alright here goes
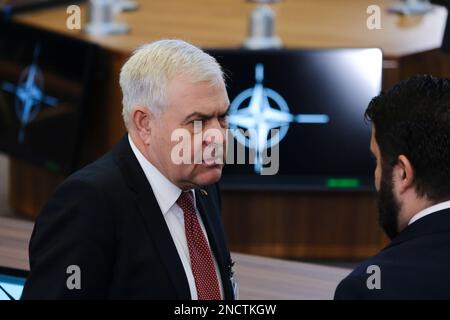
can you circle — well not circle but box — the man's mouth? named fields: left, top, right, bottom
left=202, top=158, right=223, bottom=166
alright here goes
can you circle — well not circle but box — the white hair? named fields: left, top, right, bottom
left=119, top=39, right=224, bottom=129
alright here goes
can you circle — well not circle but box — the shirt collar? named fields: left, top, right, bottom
left=128, top=134, right=189, bottom=215
left=408, top=200, right=450, bottom=226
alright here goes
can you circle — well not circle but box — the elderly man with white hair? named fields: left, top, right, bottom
left=22, top=40, right=235, bottom=300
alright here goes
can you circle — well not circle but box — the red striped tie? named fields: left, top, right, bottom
left=177, top=191, right=221, bottom=300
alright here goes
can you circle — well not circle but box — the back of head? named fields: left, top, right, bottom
left=365, top=75, right=450, bottom=201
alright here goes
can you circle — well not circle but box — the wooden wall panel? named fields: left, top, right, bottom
left=221, top=191, right=388, bottom=259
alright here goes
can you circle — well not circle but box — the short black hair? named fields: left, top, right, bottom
left=365, top=74, right=450, bottom=201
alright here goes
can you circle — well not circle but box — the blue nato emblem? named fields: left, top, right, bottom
left=227, top=63, right=330, bottom=174
left=1, top=44, right=59, bottom=143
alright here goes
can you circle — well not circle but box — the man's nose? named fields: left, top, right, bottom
left=203, top=122, right=225, bottom=146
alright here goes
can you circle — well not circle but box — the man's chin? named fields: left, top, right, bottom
left=194, top=164, right=223, bottom=186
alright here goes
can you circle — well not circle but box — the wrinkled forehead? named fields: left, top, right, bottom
left=167, top=76, right=228, bottom=110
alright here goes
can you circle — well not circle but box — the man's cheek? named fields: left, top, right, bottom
left=375, top=166, right=381, bottom=191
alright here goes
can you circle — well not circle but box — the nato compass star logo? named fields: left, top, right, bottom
left=227, top=63, right=330, bottom=174
left=1, top=45, right=59, bottom=143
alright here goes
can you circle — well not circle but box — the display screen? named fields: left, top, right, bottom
left=0, top=21, right=97, bottom=173
left=206, top=48, right=382, bottom=190
left=0, top=267, right=27, bottom=300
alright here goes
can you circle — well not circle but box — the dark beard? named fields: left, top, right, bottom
left=377, top=166, right=401, bottom=240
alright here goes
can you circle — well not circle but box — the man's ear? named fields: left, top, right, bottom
left=132, top=106, right=154, bottom=144
left=394, top=155, right=415, bottom=194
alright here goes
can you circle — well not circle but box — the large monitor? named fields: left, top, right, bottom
left=0, top=267, right=27, bottom=300
left=207, top=48, right=382, bottom=191
left=0, top=21, right=97, bottom=173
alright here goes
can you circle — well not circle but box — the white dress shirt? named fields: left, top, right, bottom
left=128, top=135, right=224, bottom=300
left=408, top=200, right=450, bottom=226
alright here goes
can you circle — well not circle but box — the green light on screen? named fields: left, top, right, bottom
left=327, top=178, right=360, bottom=188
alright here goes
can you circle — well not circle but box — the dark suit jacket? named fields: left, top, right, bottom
left=334, top=208, right=450, bottom=299
left=21, top=135, right=235, bottom=299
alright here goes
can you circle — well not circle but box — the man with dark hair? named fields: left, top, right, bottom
left=334, top=75, right=450, bottom=299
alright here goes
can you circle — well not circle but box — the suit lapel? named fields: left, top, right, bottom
left=135, top=193, right=191, bottom=299
left=112, top=135, right=191, bottom=299
left=195, top=188, right=234, bottom=300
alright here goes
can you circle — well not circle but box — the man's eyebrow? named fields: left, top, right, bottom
left=184, top=105, right=231, bottom=122
left=184, top=112, right=213, bottom=122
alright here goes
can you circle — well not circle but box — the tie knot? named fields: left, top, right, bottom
left=177, top=191, right=196, bottom=212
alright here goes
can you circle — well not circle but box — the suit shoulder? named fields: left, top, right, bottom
left=65, top=152, right=122, bottom=190
left=49, top=151, right=130, bottom=206
left=334, top=255, right=385, bottom=300
left=38, top=152, right=124, bottom=220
